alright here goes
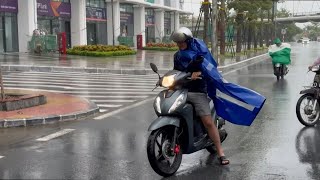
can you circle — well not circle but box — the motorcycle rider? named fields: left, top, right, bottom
left=308, top=57, right=320, bottom=70
left=171, top=27, right=229, bottom=165
left=268, top=38, right=291, bottom=74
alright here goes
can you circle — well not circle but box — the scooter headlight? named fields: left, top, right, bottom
left=155, top=96, right=161, bottom=113
left=161, top=74, right=176, bottom=88
left=168, top=94, right=185, bottom=113
left=312, top=66, right=320, bottom=72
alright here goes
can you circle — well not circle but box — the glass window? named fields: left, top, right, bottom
left=86, top=0, right=105, bottom=8
left=120, top=4, right=133, bottom=13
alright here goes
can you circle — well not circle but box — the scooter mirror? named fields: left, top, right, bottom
left=150, top=63, right=158, bottom=73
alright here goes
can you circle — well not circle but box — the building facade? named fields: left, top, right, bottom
left=2, top=0, right=191, bottom=53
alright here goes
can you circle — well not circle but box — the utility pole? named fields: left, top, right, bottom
left=211, top=0, right=218, bottom=60
left=219, top=0, right=225, bottom=55
left=111, top=0, right=115, bottom=46
left=203, top=0, right=210, bottom=45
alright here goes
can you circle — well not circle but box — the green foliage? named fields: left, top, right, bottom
left=67, top=49, right=136, bottom=57
left=275, top=8, right=303, bottom=41
left=303, top=22, right=320, bottom=41
left=71, top=45, right=132, bottom=52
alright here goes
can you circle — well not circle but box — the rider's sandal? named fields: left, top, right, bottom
left=218, top=156, right=230, bottom=165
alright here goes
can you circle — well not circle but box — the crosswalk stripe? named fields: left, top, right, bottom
left=5, top=74, right=159, bottom=81
left=3, top=77, right=155, bottom=86
left=96, top=104, right=123, bottom=108
left=12, top=71, right=158, bottom=78
left=4, top=87, right=161, bottom=94
left=36, top=129, right=75, bottom=141
left=3, top=84, right=159, bottom=91
left=4, top=70, right=163, bottom=117
left=92, top=99, right=136, bottom=103
left=3, top=80, right=155, bottom=88
left=80, top=95, right=148, bottom=98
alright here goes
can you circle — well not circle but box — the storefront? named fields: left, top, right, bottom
left=0, top=0, right=19, bottom=52
left=37, top=0, right=71, bottom=47
left=120, top=4, right=134, bottom=37
left=145, top=8, right=155, bottom=43
left=86, top=0, right=107, bottom=45
left=164, top=12, right=171, bottom=36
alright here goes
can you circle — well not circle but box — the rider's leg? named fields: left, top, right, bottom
left=187, top=92, right=229, bottom=165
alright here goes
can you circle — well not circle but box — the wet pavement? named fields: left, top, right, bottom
left=0, top=50, right=267, bottom=70
left=0, top=42, right=320, bottom=179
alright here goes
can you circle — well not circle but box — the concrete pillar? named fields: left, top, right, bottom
left=155, top=9, right=164, bottom=43
left=106, top=1, right=120, bottom=45
left=18, top=0, right=37, bottom=52
left=70, top=0, right=87, bottom=46
left=133, top=5, right=146, bottom=48
left=171, top=12, right=180, bottom=31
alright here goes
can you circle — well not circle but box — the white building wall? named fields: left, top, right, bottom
left=18, top=0, right=37, bottom=52
left=155, top=9, right=164, bottom=42
left=70, top=0, right=87, bottom=46
left=106, top=1, right=120, bottom=45
left=133, top=5, right=146, bottom=48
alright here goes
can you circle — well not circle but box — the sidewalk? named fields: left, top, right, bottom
left=0, top=50, right=269, bottom=75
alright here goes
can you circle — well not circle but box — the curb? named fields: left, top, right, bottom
left=0, top=97, right=100, bottom=128
left=1, top=54, right=270, bottom=75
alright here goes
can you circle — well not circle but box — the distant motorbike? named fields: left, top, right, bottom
left=296, top=65, right=320, bottom=126
left=146, top=62, right=227, bottom=177
left=273, top=63, right=288, bottom=81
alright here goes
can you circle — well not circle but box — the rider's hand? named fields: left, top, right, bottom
left=191, top=72, right=202, bottom=80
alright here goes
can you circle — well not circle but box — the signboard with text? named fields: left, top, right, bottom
left=86, top=7, right=107, bottom=22
left=120, top=12, right=134, bottom=24
left=37, top=0, right=71, bottom=18
left=0, top=0, right=18, bottom=13
left=145, top=15, right=154, bottom=26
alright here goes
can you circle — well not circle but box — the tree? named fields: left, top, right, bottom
left=303, top=22, right=320, bottom=41
left=179, top=15, right=192, bottom=25
left=275, top=8, right=303, bottom=42
left=228, top=0, right=273, bottom=52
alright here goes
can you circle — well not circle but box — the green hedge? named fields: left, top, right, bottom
left=67, top=49, right=136, bottom=57
left=143, top=47, right=178, bottom=51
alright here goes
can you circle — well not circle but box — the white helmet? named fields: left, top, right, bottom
left=170, top=27, right=193, bottom=43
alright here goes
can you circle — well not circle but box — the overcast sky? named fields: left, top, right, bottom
left=183, top=0, right=320, bottom=28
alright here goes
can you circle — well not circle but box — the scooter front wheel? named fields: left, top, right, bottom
left=296, top=94, right=320, bottom=126
left=147, top=126, right=182, bottom=177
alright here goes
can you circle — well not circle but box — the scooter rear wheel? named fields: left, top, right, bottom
left=147, top=126, right=182, bottom=177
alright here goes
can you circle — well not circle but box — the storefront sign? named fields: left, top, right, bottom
left=86, top=7, right=106, bottom=22
left=0, top=0, right=18, bottom=13
left=120, top=12, right=134, bottom=24
left=37, top=0, right=71, bottom=18
left=145, top=15, right=154, bottom=26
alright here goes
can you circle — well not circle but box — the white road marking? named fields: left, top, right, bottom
left=99, top=109, right=108, bottom=113
left=36, top=129, right=75, bottom=142
left=80, top=95, right=148, bottom=99
left=3, top=87, right=160, bottom=94
left=94, top=97, right=154, bottom=120
left=96, top=104, right=123, bottom=108
left=92, top=99, right=136, bottom=103
left=0, top=156, right=4, bottom=159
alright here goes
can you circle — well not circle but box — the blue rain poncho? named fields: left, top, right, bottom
left=176, top=38, right=266, bottom=126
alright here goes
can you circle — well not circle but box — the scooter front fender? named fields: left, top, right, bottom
left=300, top=88, right=317, bottom=95
left=148, top=116, right=180, bottom=131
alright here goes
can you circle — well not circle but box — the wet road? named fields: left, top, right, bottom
left=0, top=42, right=320, bottom=179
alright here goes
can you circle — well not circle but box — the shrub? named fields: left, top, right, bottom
left=67, top=44, right=136, bottom=57
left=145, top=42, right=177, bottom=48
left=67, top=49, right=136, bottom=57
